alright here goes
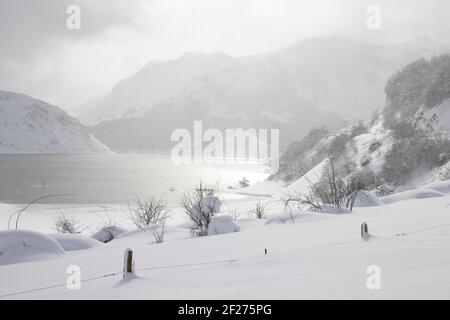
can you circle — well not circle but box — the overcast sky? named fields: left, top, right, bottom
left=1, top=0, right=449, bottom=112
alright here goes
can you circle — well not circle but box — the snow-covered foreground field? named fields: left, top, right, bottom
left=1, top=184, right=450, bottom=300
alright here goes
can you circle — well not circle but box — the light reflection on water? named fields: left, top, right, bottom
left=0, top=154, right=268, bottom=204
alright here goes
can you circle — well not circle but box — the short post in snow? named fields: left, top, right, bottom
left=123, top=248, right=134, bottom=278
left=361, top=222, right=369, bottom=241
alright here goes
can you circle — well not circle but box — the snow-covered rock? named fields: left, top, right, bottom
left=207, top=216, right=240, bottom=236
left=353, top=191, right=382, bottom=207
left=0, top=230, right=65, bottom=265
left=50, top=233, right=101, bottom=251
left=0, top=91, right=110, bottom=153
left=92, top=226, right=127, bottom=243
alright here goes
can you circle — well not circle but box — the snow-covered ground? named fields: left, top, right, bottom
left=1, top=180, right=450, bottom=299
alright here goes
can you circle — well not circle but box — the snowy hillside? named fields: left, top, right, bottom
left=81, top=36, right=449, bottom=150
left=275, top=54, right=450, bottom=195
left=0, top=91, right=110, bottom=153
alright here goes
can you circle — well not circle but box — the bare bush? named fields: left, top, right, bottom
left=249, top=200, right=268, bottom=219
left=149, top=221, right=166, bottom=244
left=127, top=196, right=170, bottom=230
left=282, top=194, right=304, bottom=214
left=284, top=157, right=369, bottom=212
left=180, top=182, right=221, bottom=236
left=54, top=214, right=83, bottom=234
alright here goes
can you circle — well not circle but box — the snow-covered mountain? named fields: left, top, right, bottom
left=81, top=35, right=449, bottom=123
left=275, top=53, right=450, bottom=193
left=0, top=91, right=110, bottom=153
left=80, top=35, right=449, bottom=150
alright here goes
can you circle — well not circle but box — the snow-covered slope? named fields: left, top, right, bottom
left=275, top=53, right=450, bottom=195
left=275, top=112, right=450, bottom=196
left=0, top=91, right=110, bottom=153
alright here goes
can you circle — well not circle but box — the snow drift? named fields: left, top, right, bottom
left=50, top=233, right=101, bottom=251
left=207, top=216, right=240, bottom=236
left=381, top=188, right=446, bottom=205
left=353, top=191, right=382, bottom=207
left=0, top=230, right=65, bottom=265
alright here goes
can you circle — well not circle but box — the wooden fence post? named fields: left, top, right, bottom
left=123, top=248, right=134, bottom=278
left=361, top=222, right=369, bottom=240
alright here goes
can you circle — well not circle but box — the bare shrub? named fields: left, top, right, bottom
left=54, top=214, right=83, bottom=234
left=149, top=222, right=166, bottom=244
left=180, top=182, right=221, bottom=236
left=249, top=200, right=268, bottom=219
left=282, top=194, right=304, bottom=214
left=127, top=196, right=170, bottom=230
left=284, top=157, right=368, bottom=212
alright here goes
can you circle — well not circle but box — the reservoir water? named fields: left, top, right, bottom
left=0, top=154, right=268, bottom=204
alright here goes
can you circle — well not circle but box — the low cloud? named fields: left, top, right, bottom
left=0, top=0, right=449, bottom=110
